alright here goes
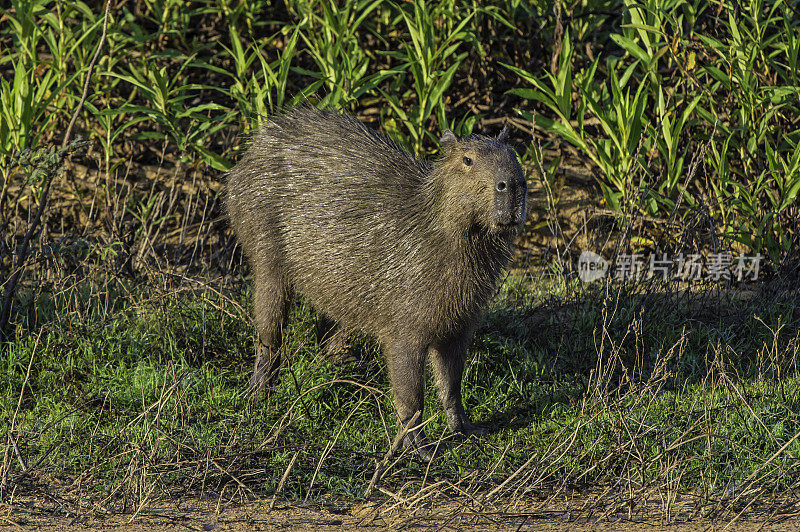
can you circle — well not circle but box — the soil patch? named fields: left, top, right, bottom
left=3, top=496, right=799, bottom=531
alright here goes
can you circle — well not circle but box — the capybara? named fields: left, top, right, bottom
left=226, top=107, right=527, bottom=456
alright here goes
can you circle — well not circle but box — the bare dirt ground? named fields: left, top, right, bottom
left=3, top=496, right=799, bottom=531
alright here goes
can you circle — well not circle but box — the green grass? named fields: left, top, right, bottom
left=1, top=0, right=798, bottom=267
left=1, top=0, right=799, bottom=522
left=3, top=274, right=799, bottom=514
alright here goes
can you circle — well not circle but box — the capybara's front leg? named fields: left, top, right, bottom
left=430, top=332, right=488, bottom=435
left=386, top=339, right=434, bottom=460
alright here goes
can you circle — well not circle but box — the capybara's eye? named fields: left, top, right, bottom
left=463, top=156, right=473, bottom=167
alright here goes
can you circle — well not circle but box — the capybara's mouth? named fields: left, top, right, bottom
left=494, top=204, right=527, bottom=230
left=494, top=219, right=523, bottom=232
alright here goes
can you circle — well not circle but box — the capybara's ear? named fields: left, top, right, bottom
left=496, top=126, right=509, bottom=143
left=440, top=130, right=459, bottom=149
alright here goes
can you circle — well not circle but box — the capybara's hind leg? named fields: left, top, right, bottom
left=250, top=265, right=290, bottom=393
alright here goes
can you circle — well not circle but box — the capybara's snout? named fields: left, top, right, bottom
left=493, top=165, right=527, bottom=228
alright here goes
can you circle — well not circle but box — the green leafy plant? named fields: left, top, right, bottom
left=217, top=25, right=321, bottom=133
left=506, top=28, right=649, bottom=212
left=293, top=0, right=386, bottom=110
left=107, top=55, right=234, bottom=170
left=697, top=0, right=800, bottom=259
left=380, top=0, right=478, bottom=153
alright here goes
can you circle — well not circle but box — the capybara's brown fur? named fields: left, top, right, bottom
left=226, top=107, right=527, bottom=456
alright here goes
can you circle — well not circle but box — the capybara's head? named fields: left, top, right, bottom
left=437, top=128, right=527, bottom=233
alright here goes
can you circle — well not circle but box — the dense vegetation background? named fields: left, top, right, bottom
left=1, top=0, right=799, bottom=525
left=2, top=0, right=799, bottom=275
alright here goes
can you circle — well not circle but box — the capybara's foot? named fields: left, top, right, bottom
left=402, top=429, right=437, bottom=462
left=446, top=408, right=489, bottom=436
left=249, top=344, right=282, bottom=394
left=457, top=419, right=490, bottom=436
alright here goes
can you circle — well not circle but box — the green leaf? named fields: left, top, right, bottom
left=610, top=34, right=650, bottom=63
left=195, top=146, right=232, bottom=171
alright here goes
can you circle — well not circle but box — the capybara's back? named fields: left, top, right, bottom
left=228, top=107, right=436, bottom=336
left=226, top=106, right=527, bottom=457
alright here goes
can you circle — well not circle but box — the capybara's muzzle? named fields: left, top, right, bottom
left=494, top=173, right=527, bottom=227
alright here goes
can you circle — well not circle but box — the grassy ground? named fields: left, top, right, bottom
left=2, top=0, right=800, bottom=526
left=2, top=268, right=799, bottom=523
